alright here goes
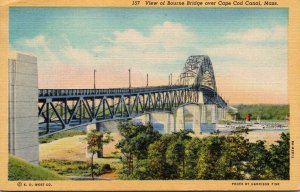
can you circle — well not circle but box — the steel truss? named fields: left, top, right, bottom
left=38, top=86, right=200, bottom=134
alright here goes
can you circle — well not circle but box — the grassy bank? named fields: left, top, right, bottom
left=9, top=155, right=66, bottom=180
left=39, top=130, right=86, bottom=144
left=40, top=159, right=112, bottom=177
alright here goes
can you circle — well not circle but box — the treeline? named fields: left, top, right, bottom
left=234, top=104, right=289, bottom=121
left=116, top=123, right=289, bottom=180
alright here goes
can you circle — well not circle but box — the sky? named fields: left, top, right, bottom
left=9, top=8, right=288, bottom=104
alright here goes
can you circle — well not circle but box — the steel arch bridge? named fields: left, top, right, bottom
left=38, top=55, right=227, bottom=136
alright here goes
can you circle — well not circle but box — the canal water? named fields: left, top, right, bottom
left=151, top=122, right=288, bottom=134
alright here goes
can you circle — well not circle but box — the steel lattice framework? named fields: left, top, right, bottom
left=179, top=55, right=217, bottom=90
left=38, top=55, right=227, bottom=136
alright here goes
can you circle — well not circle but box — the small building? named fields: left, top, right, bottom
left=245, top=113, right=252, bottom=122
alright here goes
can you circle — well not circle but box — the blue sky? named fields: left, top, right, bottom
left=9, top=8, right=288, bottom=104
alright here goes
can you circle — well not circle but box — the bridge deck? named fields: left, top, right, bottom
left=38, top=85, right=190, bottom=99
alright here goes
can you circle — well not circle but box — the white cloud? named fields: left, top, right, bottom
left=225, top=25, right=287, bottom=43
left=203, top=26, right=287, bottom=104
left=62, top=46, right=95, bottom=66
left=24, top=35, right=47, bottom=47
left=91, top=21, right=198, bottom=78
left=17, top=22, right=196, bottom=88
left=93, top=45, right=105, bottom=53
left=113, top=21, right=196, bottom=50
left=17, top=23, right=287, bottom=104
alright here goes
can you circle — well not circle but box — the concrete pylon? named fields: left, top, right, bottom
left=132, top=114, right=150, bottom=125
left=210, top=104, right=218, bottom=124
left=201, top=105, right=207, bottom=124
left=175, top=107, right=185, bottom=132
left=8, top=52, right=39, bottom=165
left=149, top=112, right=174, bottom=134
left=218, top=107, right=224, bottom=121
left=183, top=105, right=201, bottom=134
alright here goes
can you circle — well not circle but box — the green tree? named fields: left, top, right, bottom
left=116, top=122, right=160, bottom=175
left=197, top=135, right=226, bottom=179
left=269, top=132, right=290, bottom=179
left=86, top=130, right=113, bottom=179
left=185, top=138, right=202, bottom=179
left=147, top=134, right=177, bottom=179
left=247, top=140, right=273, bottom=179
left=165, top=130, right=194, bottom=179
left=217, top=134, right=250, bottom=179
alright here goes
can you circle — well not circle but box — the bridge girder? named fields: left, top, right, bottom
left=38, top=86, right=199, bottom=136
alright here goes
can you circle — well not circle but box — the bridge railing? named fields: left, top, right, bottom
left=38, top=85, right=190, bottom=97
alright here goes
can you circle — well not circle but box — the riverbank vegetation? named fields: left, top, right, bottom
left=116, top=123, right=289, bottom=180
left=40, top=159, right=112, bottom=177
left=234, top=104, right=288, bottom=121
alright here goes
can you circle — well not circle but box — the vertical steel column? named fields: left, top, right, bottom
left=60, top=102, right=63, bottom=117
left=64, top=99, right=67, bottom=125
left=83, top=100, right=86, bottom=119
left=121, top=98, right=123, bottom=117
left=128, top=95, right=131, bottom=117
left=46, top=102, right=50, bottom=133
left=79, top=99, right=82, bottom=124
left=103, top=98, right=105, bottom=119
left=92, top=97, right=95, bottom=119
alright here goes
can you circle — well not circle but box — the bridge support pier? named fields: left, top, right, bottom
left=203, top=104, right=218, bottom=124
left=149, top=113, right=174, bottom=134
left=201, top=105, right=207, bottom=124
left=217, top=107, right=226, bottom=121
left=182, top=105, right=201, bottom=134
left=175, top=107, right=185, bottom=132
left=132, top=114, right=150, bottom=126
left=200, top=104, right=218, bottom=133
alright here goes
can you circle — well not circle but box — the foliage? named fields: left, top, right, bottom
left=40, top=159, right=112, bottom=177
left=116, top=122, right=160, bottom=176
left=269, top=133, right=290, bottom=179
left=86, top=130, right=113, bottom=179
left=235, top=104, right=288, bottom=121
left=197, top=136, right=226, bottom=179
left=39, top=130, right=86, bottom=144
left=247, top=140, right=273, bottom=179
left=9, top=156, right=66, bottom=180
left=145, top=134, right=176, bottom=180
left=185, top=137, right=202, bottom=179
left=116, top=123, right=290, bottom=180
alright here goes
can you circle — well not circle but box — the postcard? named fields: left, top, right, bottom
left=0, top=0, right=300, bottom=191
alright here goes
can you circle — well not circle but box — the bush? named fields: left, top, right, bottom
left=40, top=159, right=112, bottom=177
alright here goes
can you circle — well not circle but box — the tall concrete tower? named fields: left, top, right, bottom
left=8, top=52, right=39, bottom=165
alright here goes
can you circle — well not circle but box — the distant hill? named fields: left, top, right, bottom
left=9, top=155, right=66, bottom=180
